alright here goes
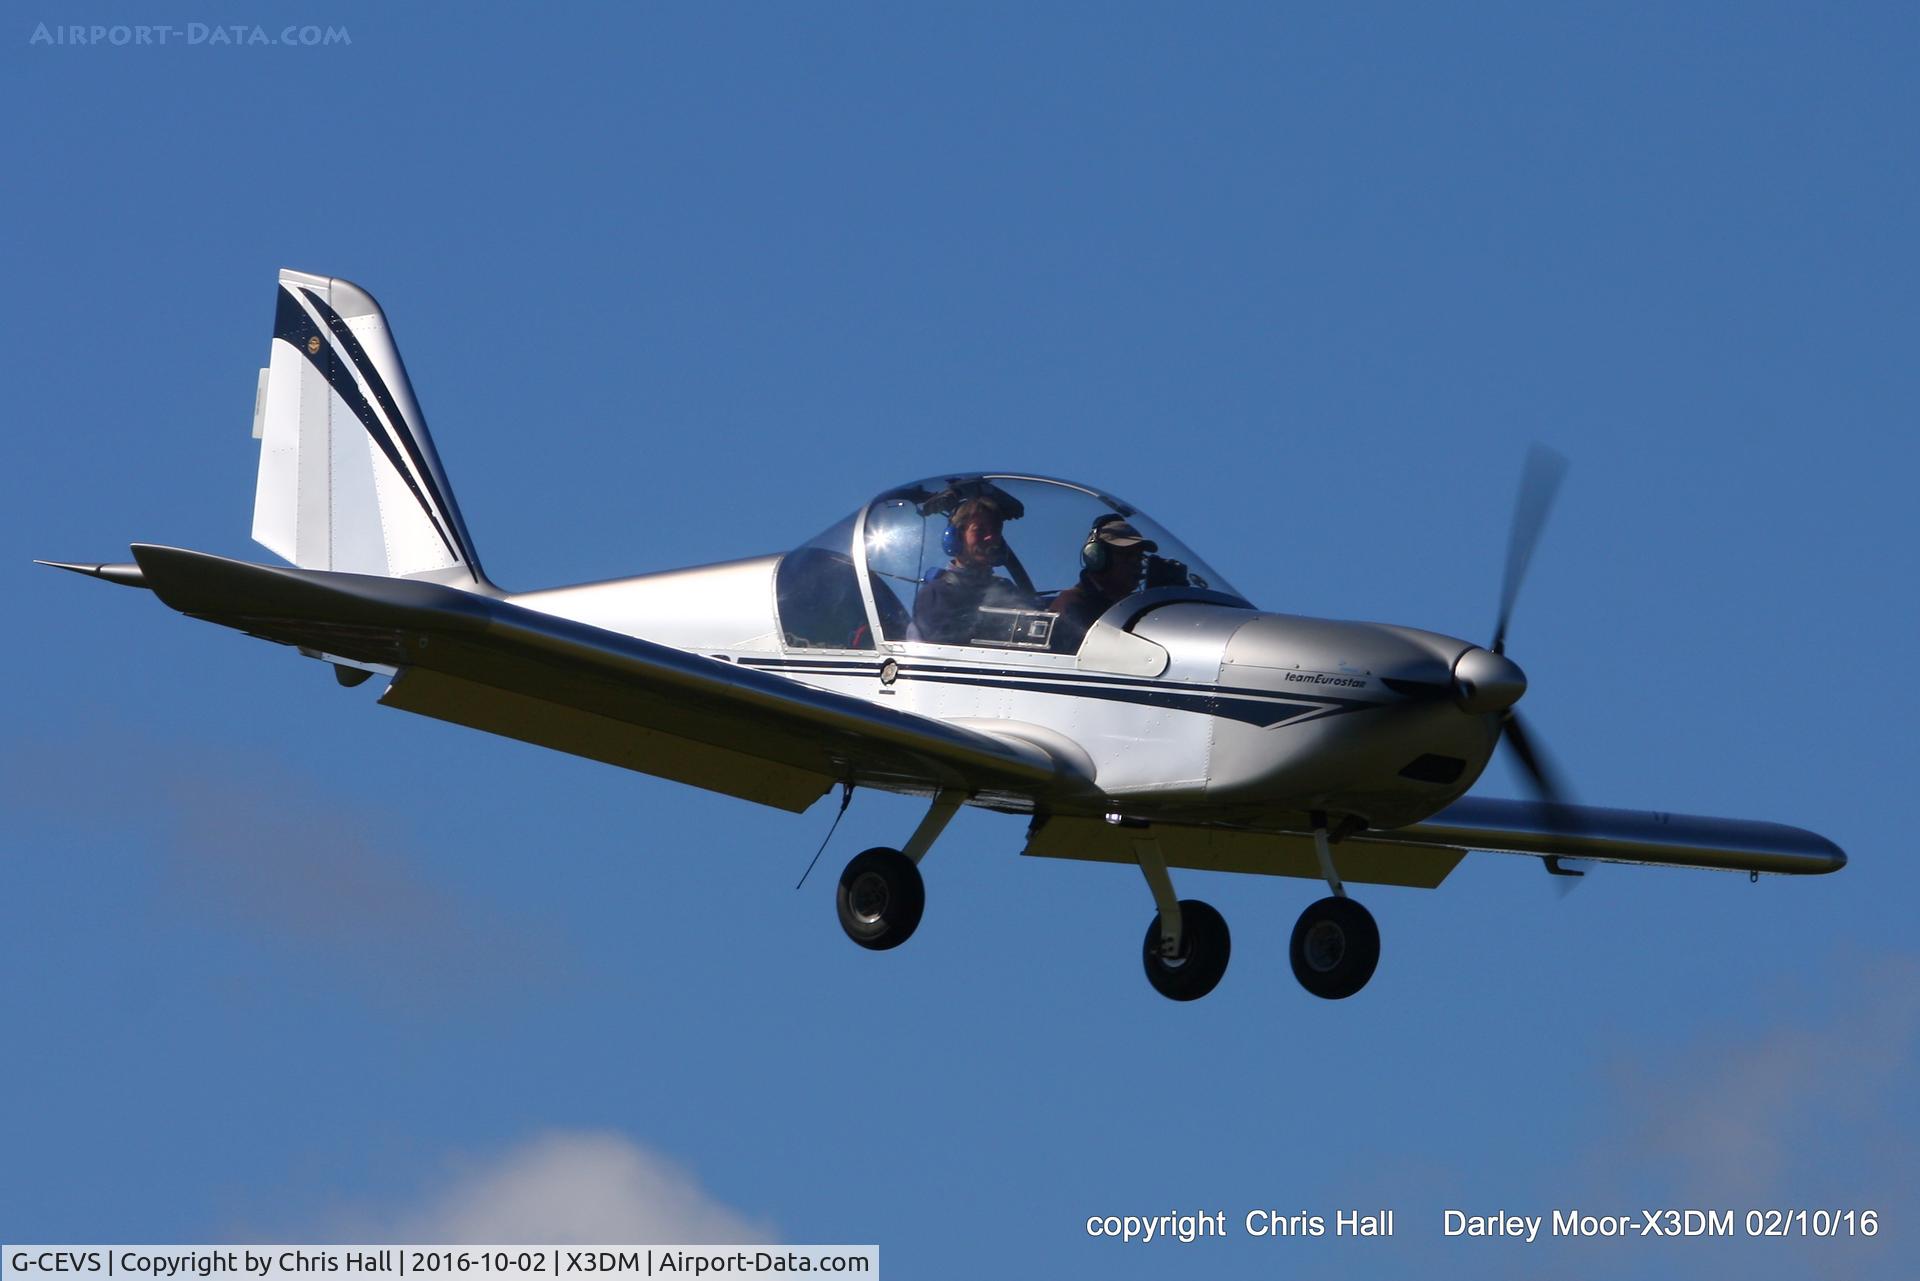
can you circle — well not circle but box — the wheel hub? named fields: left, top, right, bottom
left=849, top=871, right=891, bottom=922
left=1140, top=898, right=1230, bottom=1002
left=1302, top=919, right=1347, bottom=972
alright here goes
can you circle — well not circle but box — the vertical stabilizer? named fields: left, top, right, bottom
left=251, top=269, right=487, bottom=586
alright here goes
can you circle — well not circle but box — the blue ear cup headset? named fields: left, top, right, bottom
left=943, top=499, right=1010, bottom=565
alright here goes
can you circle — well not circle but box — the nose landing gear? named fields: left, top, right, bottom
left=1288, top=896, right=1380, bottom=1000
left=1288, top=813, right=1381, bottom=999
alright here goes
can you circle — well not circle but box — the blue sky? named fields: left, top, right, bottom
left=5, top=3, right=1916, bottom=1276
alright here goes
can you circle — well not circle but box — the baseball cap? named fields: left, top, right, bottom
left=1091, top=517, right=1158, bottom=552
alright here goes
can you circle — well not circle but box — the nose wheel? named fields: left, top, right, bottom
left=1289, top=896, right=1380, bottom=999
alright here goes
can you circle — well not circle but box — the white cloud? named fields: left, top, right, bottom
left=371, top=1132, right=773, bottom=1244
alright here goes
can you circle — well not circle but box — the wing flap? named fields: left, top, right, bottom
left=1024, top=816, right=1468, bottom=888
left=380, top=668, right=831, bottom=811
left=129, top=544, right=1068, bottom=807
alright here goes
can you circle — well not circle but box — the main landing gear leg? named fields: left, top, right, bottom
left=835, top=788, right=964, bottom=951
left=902, top=788, right=965, bottom=865
left=1289, top=811, right=1380, bottom=1000
left=1119, top=815, right=1230, bottom=1002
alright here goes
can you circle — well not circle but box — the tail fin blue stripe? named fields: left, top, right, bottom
left=272, top=286, right=461, bottom=563
left=295, top=286, right=474, bottom=567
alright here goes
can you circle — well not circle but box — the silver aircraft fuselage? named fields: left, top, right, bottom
left=515, top=559, right=1518, bottom=831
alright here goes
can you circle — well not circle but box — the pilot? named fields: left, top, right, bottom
left=1048, top=515, right=1157, bottom=651
left=908, top=496, right=1034, bottom=644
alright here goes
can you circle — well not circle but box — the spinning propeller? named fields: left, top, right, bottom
left=1483, top=446, right=1587, bottom=882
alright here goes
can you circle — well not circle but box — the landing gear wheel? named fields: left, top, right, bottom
left=836, top=847, right=924, bottom=950
left=1141, top=899, right=1231, bottom=1002
left=1289, top=896, right=1380, bottom=999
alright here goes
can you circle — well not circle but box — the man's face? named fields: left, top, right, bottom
left=954, top=512, right=1005, bottom=568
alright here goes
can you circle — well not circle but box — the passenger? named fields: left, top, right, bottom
left=908, top=496, right=1035, bottom=644
left=1049, top=515, right=1157, bottom=652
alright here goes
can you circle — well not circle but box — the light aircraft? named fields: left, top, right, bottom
left=42, top=269, right=1847, bottom=1001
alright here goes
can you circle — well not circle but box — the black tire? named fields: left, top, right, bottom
left=836, top=847, right=925, bottom=950
left=1289, top=896, right=1380, bottom=999
left=1141, top=899, right=1231, bottom=1001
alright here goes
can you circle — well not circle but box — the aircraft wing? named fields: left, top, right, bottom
left=119, top=545, right=1082, bottom=813
left=1380, top=795, right=1846, bottom=876
left=1025, top=795, right=1842, bottom=888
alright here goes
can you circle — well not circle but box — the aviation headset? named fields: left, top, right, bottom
left=1081, top=513, right=1131, bottom=573
left=942, top=497, right=1010, bottom=564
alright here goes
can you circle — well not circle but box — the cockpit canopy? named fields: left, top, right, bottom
left=776, top=474, right=1244, bottom=655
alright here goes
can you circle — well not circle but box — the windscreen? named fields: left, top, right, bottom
left=861, top=475, right=1239, bottom=653
left=774, top=513, right=873, bottom=650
